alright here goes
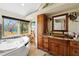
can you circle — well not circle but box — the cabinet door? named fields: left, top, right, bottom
left=58, top=45, right=67, bottom=56
left=43, top=43, right=48, bottom=51
left=49, top=42, right=58, bottom=55
left=48, top=37, right=68, bottom=56
left=48, top=38, right=58, bottom=55
left=37, top=14, right=46, bottom=49
left=37, top=37, right=43, bottom=49
left=37, top=15, right=43, bottom=35
left=43, top=37, right=48, bottom=51
left=70, top=47, right=79, bottom=56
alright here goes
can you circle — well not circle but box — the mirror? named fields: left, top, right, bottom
left=52, top=13, right=68, bottom=32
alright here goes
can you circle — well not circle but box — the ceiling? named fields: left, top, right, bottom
left=26, top=3, right=79, bottom=20
left=0, top=3, right=79, bottom=20
left=45, top=3, right=79, bottom=16
left=0, top=3, right=42, bottom=16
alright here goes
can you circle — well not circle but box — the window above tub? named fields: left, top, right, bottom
left=1, top=16, right=30, bottom=38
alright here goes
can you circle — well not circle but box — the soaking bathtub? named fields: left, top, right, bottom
left=0, top=36, right=30, bottom=56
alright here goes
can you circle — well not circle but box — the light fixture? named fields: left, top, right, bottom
left=69, top=12, right=78, bottom=22
left=21, top=3, right=25, bottom=6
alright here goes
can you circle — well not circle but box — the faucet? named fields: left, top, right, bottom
left=73, top=32, right=79, bottom=39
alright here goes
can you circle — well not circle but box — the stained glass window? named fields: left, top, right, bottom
left=3, top=17, right=18, bottom=37
left=20, top=21, right=29, bottom=34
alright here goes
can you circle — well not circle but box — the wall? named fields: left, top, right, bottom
left=47, top=18, right=52, bottom=33
left=26, top=14, right=37, bottom=48
left=49, top=8, right=79, bottom=34
left=68, top=16, right=79, bottom=33
left=26, top=4, right=79, bottom=48
left=0, top=8, right=31, bottom=38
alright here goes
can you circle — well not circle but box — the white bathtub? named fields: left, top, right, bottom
left=0, top=36, right=30, bottom=56
left=3, top=42, right=30, bottom=56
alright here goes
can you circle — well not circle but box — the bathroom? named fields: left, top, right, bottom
left=0, top=2, right=79, bottom=57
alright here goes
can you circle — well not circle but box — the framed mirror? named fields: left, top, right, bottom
left=52, top=13, right=68, bottom=32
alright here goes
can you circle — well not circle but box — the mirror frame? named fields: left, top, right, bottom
left=52, top=13, right=68, bottom=32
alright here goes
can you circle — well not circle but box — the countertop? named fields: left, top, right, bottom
left=43, top=35, right=79, bottom=42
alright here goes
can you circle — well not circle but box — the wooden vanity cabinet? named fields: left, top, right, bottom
left=48, top=37, right=68, bottom=56
left=37, top=13, right=79, bottom=56
left=42, top=36, right=79, bottom=56
left=37, top=14, right=47, bottom=49
left=70, top=41, right=79, bottom=56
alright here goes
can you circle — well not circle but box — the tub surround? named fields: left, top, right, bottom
left=0, top=46, right=26, bottom=56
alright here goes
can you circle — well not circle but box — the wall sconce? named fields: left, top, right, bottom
left=69, top=12, right=77, bottom=22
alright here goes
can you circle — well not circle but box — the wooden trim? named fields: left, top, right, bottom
left=2, top=15, right=30, bottom=22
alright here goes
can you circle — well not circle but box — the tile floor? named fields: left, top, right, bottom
left=27, top=42, right=50, bottom=56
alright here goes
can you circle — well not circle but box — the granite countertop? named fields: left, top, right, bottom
left=43, top=35, right=79, bottom=42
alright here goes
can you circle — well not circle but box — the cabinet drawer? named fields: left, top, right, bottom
left=49, top=46, right=58, bottom=52
left=70, top=47, right=79, bottom=56
left=49, top=38, right=56, bottom=43
left=43, top=39, right=48, bottom=43
left=38, top=36, right=42, bottom=39
left=57, top=40, right=67, bottom=46
left=49, top=42, right=56, bottom=46
left=44, top=43, right=48, bottom=48
left=70, top=41, right=79, bottom=48
left=49, top=43, right=58, bottom=50
left=49, top=39, right=67, bottom=46
left=43, top=37, right=48, bottom=42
